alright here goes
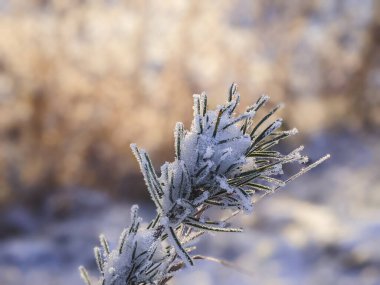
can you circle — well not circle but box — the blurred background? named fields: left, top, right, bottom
left=0, top=0, right=379, bottom=284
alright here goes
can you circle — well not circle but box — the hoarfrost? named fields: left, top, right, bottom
left=81, top=84, right=329, bottom=284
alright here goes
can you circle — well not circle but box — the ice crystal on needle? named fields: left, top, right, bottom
left=81, top=83, right=330, bottom=284
left=80, top=206, right=178, bottom=285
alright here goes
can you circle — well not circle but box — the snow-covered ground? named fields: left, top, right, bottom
left=0, top=130, right=379, bottom=285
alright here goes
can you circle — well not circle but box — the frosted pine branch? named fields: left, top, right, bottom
left=80, top=83, right=329, bottom=284
left=80, top=206, right=180, bottom=285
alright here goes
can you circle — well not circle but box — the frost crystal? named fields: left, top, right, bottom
left=80, top=206, right=178, bottom=285
left=81, top=83, right=329, bottom=284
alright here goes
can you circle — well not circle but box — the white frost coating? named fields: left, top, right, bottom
left=130, top=204, right=139, bottom=218
left=258, top=94, right=270, bottom=104
left=216, top=176, right=234, bottom=194
left=216, top=176, right=253, bottom=213
left=286, top=127, right=299, bottom=135
left=193, top=94, right=201, bottom=116
left=182, top=108, right=251, bottom=185
left=178, top=97, right=255, bottom=213
left=247, top=94, right=269, bottom=112
left=96, top=207, right=176, bottom=285
left=203, top=146, right=214, bottom=159
left=263, top=118, right=283, bottom=138
left=261, top=164, right=284, bottom=176
left=195, top=160, right=215, bottom=184
left=130, top=144, right=163, bottom=211
left=219, top=147, right=233, bottom=161
left=158, top=159, right=194, bottom=227
left=162, top=91, right=291, bottom=215
left=165, top=225, right=193, bottom=267
left=160, top=216, right=169, bottom=226
left=128, top=88, right=316, bottom=264
left=81, top=85, right=329, bottom=285
left=240, top=157, right=256, bottom=173
left=193, top=190, right=209, bottom=205
left=102, top=230, right=168, bottom=285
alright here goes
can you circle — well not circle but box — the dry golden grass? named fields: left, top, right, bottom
left=0, top=0, right=378, bottom=204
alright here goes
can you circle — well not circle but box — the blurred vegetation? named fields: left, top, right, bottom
left=0, top=0, right=379, bottom=207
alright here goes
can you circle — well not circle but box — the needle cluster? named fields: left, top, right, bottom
left=80, top=84, right=329, bottom=284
